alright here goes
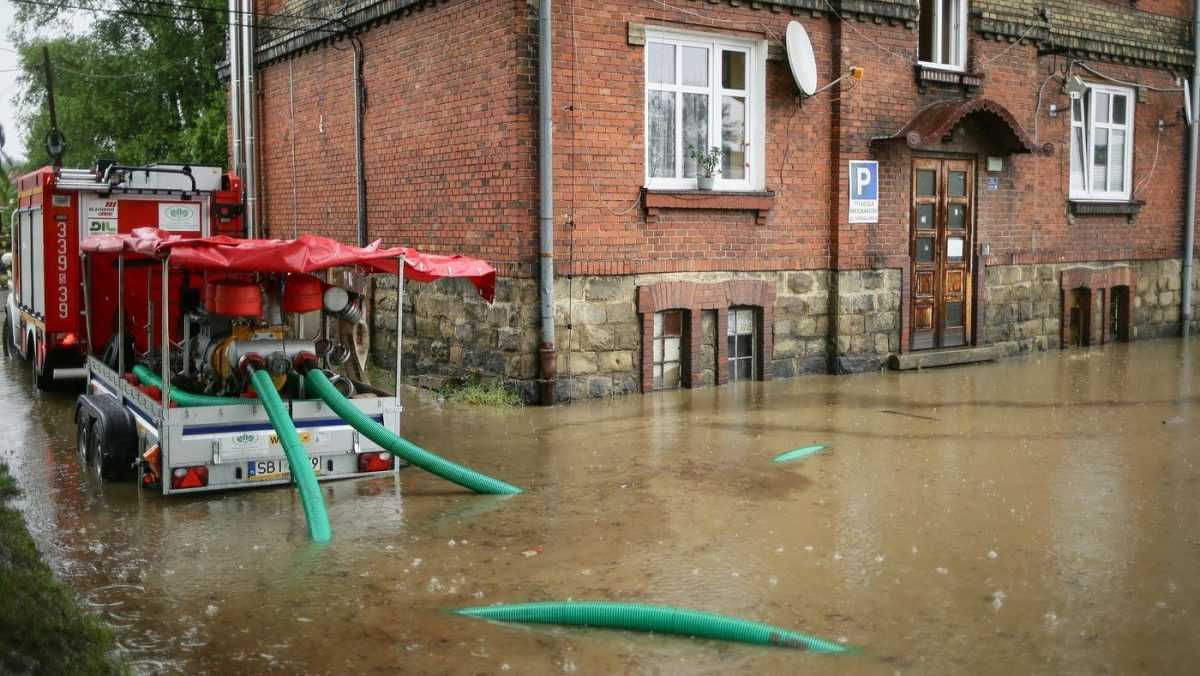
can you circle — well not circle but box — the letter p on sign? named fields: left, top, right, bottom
left=848, top=160, right=879, bottom=224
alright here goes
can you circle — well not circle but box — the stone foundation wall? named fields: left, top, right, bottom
left=983, top=259, right=1195, bottom=354
left=831, top=269, right=903, bottom=374
left=371, top=259, right=1195, bottom=403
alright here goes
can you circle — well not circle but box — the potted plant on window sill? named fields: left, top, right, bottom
left=688, top=145, right=722, bottom=190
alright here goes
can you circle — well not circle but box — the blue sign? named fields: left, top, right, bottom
left=848, top=160, right=879, bottom=223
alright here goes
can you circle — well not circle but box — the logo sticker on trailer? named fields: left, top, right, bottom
left=85, top=199, right=119, bottom=234
left=158, top=202, right=200, bottom=231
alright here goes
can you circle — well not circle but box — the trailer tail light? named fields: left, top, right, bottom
left=170, top=465, right=209, bottom=490
left=60, top=332, right=78, bottom=347
left=358, top=452, right=393, bottom=473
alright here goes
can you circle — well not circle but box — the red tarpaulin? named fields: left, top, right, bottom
left=82, top=228, right=496, bottom=301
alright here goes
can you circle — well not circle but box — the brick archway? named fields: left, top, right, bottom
left=637, top=280, right=776, bottom=392
left=1059, top=266, right=1136, bottom=347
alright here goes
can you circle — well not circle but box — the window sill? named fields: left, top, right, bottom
left=915, top=63, right=984, bottom=95
left=643, top=188, right=775, bottom=225
left=1068, top=199, right=1145, bottom=224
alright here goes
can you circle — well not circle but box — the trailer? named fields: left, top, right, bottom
left=74, top=228, right=497, bottom=496
left=8, top=162, right=244, bottom=389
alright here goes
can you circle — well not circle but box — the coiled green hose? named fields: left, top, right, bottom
left=454, top=601, right=851, bottom=653
left=772, top=444, right=828, bottom=463
left=303, top=368, right=522, bottom=495
left=132, top=364, right=253, bottom=407
left=249, top=369, right=332, bottom=543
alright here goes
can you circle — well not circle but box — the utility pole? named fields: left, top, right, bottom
left=41, top=46, right=66, bottom=167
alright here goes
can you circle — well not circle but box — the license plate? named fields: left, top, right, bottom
left=246, top=456, right=321, bottom=481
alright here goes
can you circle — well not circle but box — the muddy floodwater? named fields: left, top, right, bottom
left=4, top=340, right=1200, bottom=674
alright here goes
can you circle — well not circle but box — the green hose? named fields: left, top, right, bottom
left=454, top=601, right=851, bottom=653
left=249, top=369, right=332, bottom=543
left=772, top=444, right=828, bottom=464
left=132, top=364, right=253, bottom=407
left=303, top=368, right=522, bottom=495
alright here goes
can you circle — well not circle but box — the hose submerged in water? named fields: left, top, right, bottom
left=249, top=368, right=332, bottom=543
left=302, top=368, right=522, bottom=495
left=132, top=364, right=252, bottom=407
left=454, top=601, right=851, bottom=653
left=773, top=444, right=828, bottom=463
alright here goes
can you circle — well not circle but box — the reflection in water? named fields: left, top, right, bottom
left=2, top=340, right=1199, bottom=674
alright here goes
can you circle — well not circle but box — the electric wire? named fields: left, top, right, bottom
left=9, top=0, right=342, bottom=34
left=1134, top=125, right=1164, bottom=196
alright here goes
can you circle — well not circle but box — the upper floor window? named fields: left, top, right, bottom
left=644, top=29, right=765, bottom=191
left=1070, top=84, right=1134, bottom=201
left=918, top=0, right=967, bottom=70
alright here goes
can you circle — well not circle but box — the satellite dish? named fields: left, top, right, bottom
left=785, top=21, right=817, bottom=96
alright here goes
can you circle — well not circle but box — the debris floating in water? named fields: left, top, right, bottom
left=879, top=409, right=940, bottom=421
left=773, top=444, right=829, bottom=463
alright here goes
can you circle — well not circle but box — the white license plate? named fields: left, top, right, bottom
left=247, top=456, right=320, bottom=481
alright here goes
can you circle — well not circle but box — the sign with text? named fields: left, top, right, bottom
left=848, top=160, right=878, bottom=224
left=84, top=197, right=119, bottom=235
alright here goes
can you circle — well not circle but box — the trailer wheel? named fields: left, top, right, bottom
left=76, top=411, right=94, bottom=465
left=2, top=314, right=12, bottom=356
left=88, top=417, right=128, bottom=481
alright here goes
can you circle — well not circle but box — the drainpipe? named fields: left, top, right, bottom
left=1183, top=0, right=1199, bottom=337
left=352, top=37, right=367, bottom=247
left=241, top=0, right=258, bottom=238
left=227, top=0, right=243, bottom=183
left=536, top=0, right=557, bottom=405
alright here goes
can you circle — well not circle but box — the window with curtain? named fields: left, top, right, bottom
left=918, top=0, right=967, bottom=70
left=1070, top=84, right=1134, bottom=201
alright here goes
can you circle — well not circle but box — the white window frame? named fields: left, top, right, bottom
left=1069, top=83, right=1135, bottom=202
left=644, top=28, right=766, bottom=191
left=918, top=0, right=969, bottom=72
left=727, top=307, right=756, bottom=382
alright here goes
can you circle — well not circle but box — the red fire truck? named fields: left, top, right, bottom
left=8, top=162, right=243, bottom=389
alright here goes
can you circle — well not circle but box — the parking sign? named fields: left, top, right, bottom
left=848, top=160, right=878, bottom=224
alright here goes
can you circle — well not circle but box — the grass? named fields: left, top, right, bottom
left=0, top=463, right=128, bottom=675
left=441, top=376, right=524, bottom=407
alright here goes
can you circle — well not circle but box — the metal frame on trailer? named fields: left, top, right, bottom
left=81, top=247, right=409, bottom=494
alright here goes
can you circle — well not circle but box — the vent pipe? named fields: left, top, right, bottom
left=536, top=0, right=557, bottom=405
left=240, top=0, right=258, bottom=238
left=227, top=0, right=243, bottom=182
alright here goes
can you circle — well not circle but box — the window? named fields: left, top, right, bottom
left=645, top=29, right=765, bottom=190
left=727, top=307, right=755, bottom=381
left=918, top=0, right=967, bottom=70
left=1070, top=84, right=1134, bottom=201
left=652, top=310, right=685, bottom=390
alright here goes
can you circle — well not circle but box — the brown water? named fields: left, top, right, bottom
left=4, top=339, right=1199, bottom=675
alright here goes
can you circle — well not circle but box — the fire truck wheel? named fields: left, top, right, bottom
left=33, top=347, right=57, bottom=391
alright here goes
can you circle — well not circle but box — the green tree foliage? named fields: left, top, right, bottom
left=12, top=0, right=229, bottom=168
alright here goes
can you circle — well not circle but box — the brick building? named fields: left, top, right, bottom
left=241, top=0, right=1199, bottom=402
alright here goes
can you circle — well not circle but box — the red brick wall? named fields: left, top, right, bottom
left=254, top=0, right=538, bottom=275
left=248, top=0, right=1198, bottom=280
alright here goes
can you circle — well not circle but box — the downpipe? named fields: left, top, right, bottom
left=240, top=0, right=258, bottom=238
left=227, top=0, right=243, bottom=179
left=537, top=0, right=557, bottom=405
left=1183, top=0, right=1199, bottom=337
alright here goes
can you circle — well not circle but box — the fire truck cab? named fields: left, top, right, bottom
left=8, top=162, right=243, bottom=389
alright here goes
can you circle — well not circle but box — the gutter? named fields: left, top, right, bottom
left=537, top=0, right=557, bottom=405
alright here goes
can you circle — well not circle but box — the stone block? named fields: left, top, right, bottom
left=796, top=317, right=818, bottom=337
left=569, top=351, right=598, bottom=375
left=614, top=324, right=640, bottom=350
left=865, top=312, right=895, bottom=333
left=774, top=319, right=795, bottom=337
left=1159, top=291, right=1177, bottom=307
left=416, top=317, right=439, bottom=338
left=577, top=324, right=615, bottom=352
left=448, top=344, right=464, bottom=365
left=837, top=315, right=865, bottom=335
left=805, top=338, right=827, bottom=356
left=584, top=277, right=631, bottom=302
left=774, top=337, right=801, bottom=358
left=605, top=301, right=637, bottom=324
left=787, top=271, right=815, bottom=294
left=1043, top=317, right=1060, bottom=335
left=873, top=334, right=889, bottom=354
left=861, top=270, right=885, bottom=290
left=574, top=303, right=607, bottom=325
left=497, top=327, right=520, bottom=351
left=597, top=350, right=634, bottom=373
left=836, top=335, right=852, bottom=354
left=1018, top=301, right=1034, bottom=322
left=838, top=273, right=863, bottom=293
left=454, top=321, right=473, bottom=342
left=850, top=335, right=866, bottom=352
left=486, top=304, right=512, bottom=328
left=588, top=376, right=614, bottom=398
left=841, top=293, right=876, bottom=314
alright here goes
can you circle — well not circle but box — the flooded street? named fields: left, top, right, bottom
left=3, top=339, right=1199, bottom=675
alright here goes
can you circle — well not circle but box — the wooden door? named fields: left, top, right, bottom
left=910, top=158, right=974, bottom=350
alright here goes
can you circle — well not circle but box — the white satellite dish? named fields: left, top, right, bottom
left=785, top=21, right=818, bottom=96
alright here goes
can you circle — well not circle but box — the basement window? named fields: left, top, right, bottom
left=652, top=310, right=685, bottom=390
left=644, top=29, right=765, bottom=191
left=918, top=0, right=968, bottom=71
left=727, top=307, right=756, bottom=381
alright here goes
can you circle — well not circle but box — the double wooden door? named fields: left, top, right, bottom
left=910, top=158, right=973, bottom=350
